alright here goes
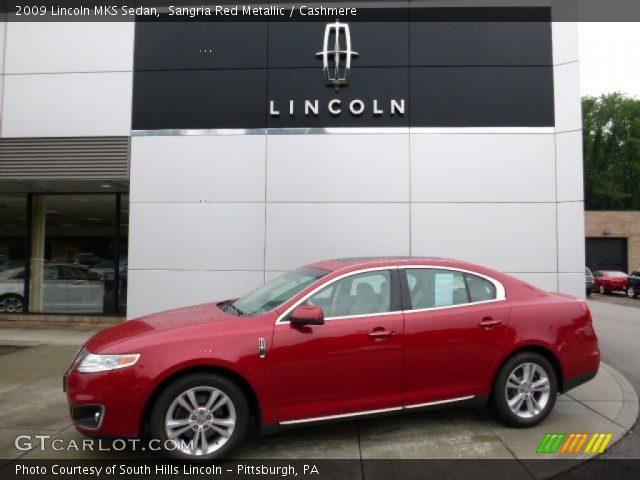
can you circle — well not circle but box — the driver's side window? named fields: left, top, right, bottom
left=305, top=270, right=391, bottom=319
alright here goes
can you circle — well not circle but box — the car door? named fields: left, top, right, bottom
left=270, top=269, right=404, bottom=423
left=401, top=267, right=510, bottom=406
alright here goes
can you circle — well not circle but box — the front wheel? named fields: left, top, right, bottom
left=599, top=284, right=607, bottom=295
left=627, top=286, right=637, bottom=298
left=149, top=373, right=250, bottom=460
left=492, top=352, right=558, bottom=427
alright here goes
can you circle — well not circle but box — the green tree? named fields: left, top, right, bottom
left=582, top=93, right=640, bottom=210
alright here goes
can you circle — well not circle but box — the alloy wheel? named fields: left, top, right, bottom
left=599, top=285, right=606, bottom=295
left=505, top=362, right=551, bottom=419
left=628, top=287, right=636, bottom=298
left=0, top=296, right=24, bottom=313
left=164, top=386, right=236, bottom=456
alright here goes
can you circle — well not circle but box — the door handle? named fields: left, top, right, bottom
left=478, top=317, right=502, bottom=329
left=369, top=329, right=395, bottom=339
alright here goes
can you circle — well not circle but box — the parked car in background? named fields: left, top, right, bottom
left=585, top=268, right=594, bottom=296
left=627, top=270, right=640, bottom=298
left=0, top=264, right=104, bottom=313
left=592, top=270, right=628, bottom=295
left=65, top=257, right=600, bottom=460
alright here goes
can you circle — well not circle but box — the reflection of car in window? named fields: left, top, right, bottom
left=0, top=263, right=105, bottom=313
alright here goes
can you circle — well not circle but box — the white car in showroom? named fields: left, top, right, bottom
left=0, top=264, right=104, bottom=313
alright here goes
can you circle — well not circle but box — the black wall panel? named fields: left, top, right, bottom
left=410, top=22, right=552, bottom=66
left=132, top=70, right=267, bottom=130
left=410, top=67, right=555, bottom=127
left=132, top=7, right=555, bottom=130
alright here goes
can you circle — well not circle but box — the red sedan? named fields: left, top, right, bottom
left=64, top=257, right=600, bottom=459
left=593, top=270, right=628, bottom=295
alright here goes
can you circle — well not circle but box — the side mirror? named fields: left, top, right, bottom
left=290, top=304, right=324, bottom=326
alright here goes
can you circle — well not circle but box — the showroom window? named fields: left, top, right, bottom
left=0, top=194, right=28, bottom=313
left=306, top=270, right=391, bottom=318
left=0, top=193, right=128, bottom=316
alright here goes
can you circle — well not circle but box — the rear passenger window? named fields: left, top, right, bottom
left=465, top=274, right=497, bottom=302
left=407, top=269, right=468, bottom=309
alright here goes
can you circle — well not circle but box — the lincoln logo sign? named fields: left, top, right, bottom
left=316, top=21, right=358, bottom=90
left=268, top=21, right=406, bottom=119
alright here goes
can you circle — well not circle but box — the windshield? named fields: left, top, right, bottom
left=230, top=267, right=329, bottom=316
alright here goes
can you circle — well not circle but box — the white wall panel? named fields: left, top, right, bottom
left=129, top=203, right=265, bottom=271
left=1, top=72, right=132, bottom=137
left=556, top=131, right=584, bottom=202
left=508, top=272, right=558, bottom=292
left=266, top=203, right=410, bottom=271
left=411, top=134, right=556, bottom=203
left=558, top=272, right=586, bottom=299
left=4, top=22, right=134, bottom=74
left=127, top=270, right=264, bottom=318
left=131, top=136, right=266, bottom=203
left=267, top=134, right=409, bottom=202
left=557, top=201, right=585, bottom=273
left=551, top=22, right=579, bottom=66
left=411, top=203, right=558, bottom=273
left=554, top=61, right=582, bottom=133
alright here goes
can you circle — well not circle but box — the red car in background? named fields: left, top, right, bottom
left=64, top=257, right=600, bottom=460
left=593, top=270, right=629, bottom=295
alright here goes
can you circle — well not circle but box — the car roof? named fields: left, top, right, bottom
left=306, top=256, right=498, bottom=275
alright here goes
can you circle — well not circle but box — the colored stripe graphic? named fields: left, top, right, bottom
left=537, top=433, right=566, bottom=453
left=539, top=433, right=613, bottom=454
left=584, top=433, right=613, bottom=454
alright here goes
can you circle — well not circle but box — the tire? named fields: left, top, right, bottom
left=149, top=373, right=250, bottom=460
left=586, top=288, right=592, bottom=297
left=492, top=352, right=558, bottom=428
left=628, top=286, right=637, bottom=298
left=0, top=294, right=25, bottom=313
left=599, top=284, right=606, bottom=295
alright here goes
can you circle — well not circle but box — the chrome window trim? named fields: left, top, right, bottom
left=275, top=264, right=506, bottom=324
left=278, top=395, right=475, bottom=425
left=276, top=266, right=398, bottom=324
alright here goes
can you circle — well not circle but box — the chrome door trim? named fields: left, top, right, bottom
left=278, top=395, right=476, bottom=425
left=279, top=406, right=402, bottom=425
left=276, top=264, right=507, bottom=324
left=404, top=395, right=475, bottom=410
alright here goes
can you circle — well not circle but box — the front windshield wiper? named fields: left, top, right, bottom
left=219, top=301, right=245, bottom=316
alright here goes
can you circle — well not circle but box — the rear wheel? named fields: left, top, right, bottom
left=492, top=352, right=557, bottom=427
left=628, top=286, right=637, bottom=298
left=599, top=284, right=607, bottom=295
left=0, top=294, right=25, bottom=313
left=150, top=373, right=249, bottom=460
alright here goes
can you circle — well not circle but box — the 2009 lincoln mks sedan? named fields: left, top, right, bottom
left=64, top=257, right=600, bottom=459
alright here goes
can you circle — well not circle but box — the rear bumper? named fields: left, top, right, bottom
left=562, top=369, right=598, bottom=393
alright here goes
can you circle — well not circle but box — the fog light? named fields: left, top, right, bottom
left=72, top=405, right=104, bottom=429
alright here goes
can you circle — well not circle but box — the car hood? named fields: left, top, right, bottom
left=85, top=302, right=235, bottom=353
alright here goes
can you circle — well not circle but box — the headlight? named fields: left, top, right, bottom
left=77, top=353, right=140, bottom=373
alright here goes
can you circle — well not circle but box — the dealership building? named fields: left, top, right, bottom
left=0, top=2, right=586, bottom=323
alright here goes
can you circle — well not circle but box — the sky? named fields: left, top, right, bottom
left=579, top=22, right=640, bottom=98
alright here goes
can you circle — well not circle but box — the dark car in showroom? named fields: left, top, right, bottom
left=64, top=257, right=600, bottom=460
left=627, top=270, right=640, bottom=298
left=593, top=270, right=629, bottom=295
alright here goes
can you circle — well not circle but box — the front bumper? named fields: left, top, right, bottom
left=65, top=367, right=148, bottom=437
